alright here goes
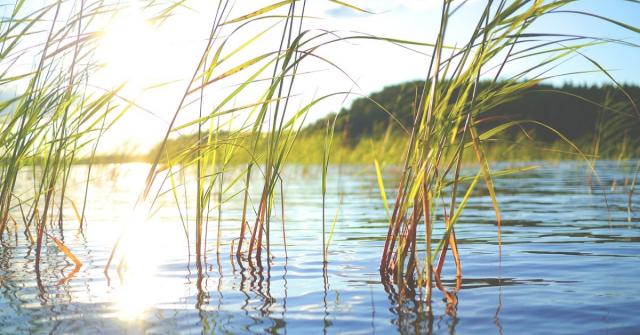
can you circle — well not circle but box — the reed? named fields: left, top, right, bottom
left=134, top=0, right=351, bottom=269
left=379, top=0, right=640, bottom=307
left=1, top=2, right=638, bottom=309
left=0, top=0, right=131, bottom=283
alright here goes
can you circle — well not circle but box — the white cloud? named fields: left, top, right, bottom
left=391, top=0, right=440, bottom=11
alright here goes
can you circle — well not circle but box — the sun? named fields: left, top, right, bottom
left=96, top=9, right=160, bottom=96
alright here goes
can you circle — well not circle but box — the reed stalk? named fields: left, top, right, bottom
left=1, top=2, right=637, bottom=299
left=379, top=0, right=640, bottom=306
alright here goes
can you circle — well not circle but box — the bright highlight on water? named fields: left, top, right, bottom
left=0, top=1, right=639, bottom=334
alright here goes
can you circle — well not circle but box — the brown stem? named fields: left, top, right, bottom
left=280, top=179, right=288, bottom=259
left=237, top=164, right=252, bottom=255
left=381, top=176, right=407, bottom=270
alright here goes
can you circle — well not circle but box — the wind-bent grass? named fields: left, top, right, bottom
left=0, top=0, right=131, bottom=287
left=379, top=0, right=640, bottom=308
left=1, top=1, right=638, bottom=315
left=131, top=0, right=360, bottom=271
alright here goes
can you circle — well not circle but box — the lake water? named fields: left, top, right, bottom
left=1, top=161, right=639, bottom=334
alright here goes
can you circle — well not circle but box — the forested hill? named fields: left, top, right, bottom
left=146, top=81, right=640, bottom=164
left=303, top=80, right=640, bottom=145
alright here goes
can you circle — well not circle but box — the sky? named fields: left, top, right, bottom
left=2, top=0, right=640, bottom=153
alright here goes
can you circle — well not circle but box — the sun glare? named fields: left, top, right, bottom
left=112, top=207, right=158, bottom=320
left=96, top=10, right=160, bottom=96
left=111, top=204, right=190, bottom=321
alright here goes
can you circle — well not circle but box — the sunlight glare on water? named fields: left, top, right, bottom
left=1, top=162, right=639, bottom=334
left=110, top=206, right=194, bottom=322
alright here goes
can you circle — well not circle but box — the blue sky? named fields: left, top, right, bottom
left=321, top=0, right=640, bottom=87
left=2, top=0, right=639, bottom=152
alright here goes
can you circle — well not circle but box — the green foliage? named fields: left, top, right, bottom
left=1, top=1, right=639, bottom=302
left=0, top=0, right=128, bottom=272
left=376, top=0, right=640, bottom=304
left=305, top=81, right=640, bottom=160
left=155, top=81, right=640, bottom=165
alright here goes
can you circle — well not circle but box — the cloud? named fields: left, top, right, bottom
left=392, top=0, right=440, bottom=11
left=326, top=6, right=365, bottom=18
left=324, top=0, right=441, bottom=18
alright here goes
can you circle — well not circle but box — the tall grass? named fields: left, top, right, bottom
left=1, top=1, right=638, bottom=310
left=0, top=0, right=363, bottom=280
left=0, top=0, right=130, bottom=286
left=117, top=0, right=359, bottom=272
left=379, top=0, right=640, bottom=307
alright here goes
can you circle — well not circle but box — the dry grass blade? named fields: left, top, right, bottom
left=47, top=233, right=82, bottom=268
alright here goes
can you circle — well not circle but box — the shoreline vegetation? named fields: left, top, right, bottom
left=78, top=81, right=640, bottom=165
left=1, top=0, right=639, bottom=318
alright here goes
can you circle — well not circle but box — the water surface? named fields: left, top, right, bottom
left=1, top=161, right=639, bottom=334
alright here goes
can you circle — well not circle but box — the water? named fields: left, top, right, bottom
left=1, top=161, right=639, bottom=334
